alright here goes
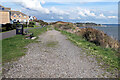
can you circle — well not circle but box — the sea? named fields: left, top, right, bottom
left=80, top=24, right=119, bottom=41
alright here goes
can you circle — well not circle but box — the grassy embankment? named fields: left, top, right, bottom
left=2, top=26, right=48, bottom=64
left=55, top=27, right=119, bottom=74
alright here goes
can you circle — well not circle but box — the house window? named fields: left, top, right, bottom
left=13, top=19, right=16, bottom=22
left=14, top=15, right=16, bottom=17
left=24, top=16, right=26, bottom=18
left=2, top=8, right=4, bottom=10
left=19, top=16, right=21, bottom=17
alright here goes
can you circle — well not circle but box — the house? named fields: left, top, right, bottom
left=11, top=10, right=29, bottom=23
left=33, top=16, right=37, bottom=20
left=29, top=16, right=34, bottom=21
left=0, top=5, right=11, bottom=11
left=29, top=16, right=37, bottom=21
left=0, top=5, right=11, bottom=24
left=0, top=5, right=30, bottom=24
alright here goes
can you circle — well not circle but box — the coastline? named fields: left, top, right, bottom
left=53, top=25, right=119, bottom=77
left=78, top=24, right=118, bottom=41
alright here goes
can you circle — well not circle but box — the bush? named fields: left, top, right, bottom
left=11, top=23, right=17, bottom=29
left=29, top=22, right=35, bottom=25
left=2, top=23, right=24, bottom=32
left=2, top=23, right=12, bottom=31
left=76, top=28, right=120, bottom=50
left=53, top=23, right=73, bottom=30
left=28, top=21, right=36, bottom=27
left=28, top=24, right=34, bottom=27
left=23, top=24, right=27, bottom=27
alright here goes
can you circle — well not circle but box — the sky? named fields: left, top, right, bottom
left=0, top=0, right=119, bottom=24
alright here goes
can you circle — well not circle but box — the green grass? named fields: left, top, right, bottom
left=56, top=29, right=119, bottom=73
left=24, top=25, right=40, bottom=29
left=2, top=27, right=47, bottom=64
left=29, top=21, right=36, bottom=24
left=29, top=27, right=47, bottom=36
left=33, top=25, right=39, bottom=27
left=24, top=24, right=40, bottom=29
left=2, top=35, right=33, bottom=63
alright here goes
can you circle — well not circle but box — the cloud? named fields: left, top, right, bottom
left=1, top=0, right=119, bottom=2
left=41, top=0, right=45, bottom=4
left=76, top=7, right=96, bottom=17
left=77, top=17, right=81, bottom=19
left=1, top=0, right=117, bottom=24
left=84, top=9, right=96, bottom=17
left=9, top=0, right=49, bottom=14
left=108, top=16, right=117, bottom=19
left=97, top=13, right=106, bottom=18
left=69, top=17, right=76, bottom=20
left=78, top=11, right=86, bottom=17
left=43, top=0, right=120, bottom=3
left=59, top=17, right=64, bottom=19
left=50, top=7, right=69, bottom=15
left=51, top=16, right=54, bottom=19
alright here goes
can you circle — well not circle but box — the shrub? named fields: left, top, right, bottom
left=11, top=23, right=17, bottom=29
left=2, top=23, right=12, bottom=31
left=28, top=22, right=35, bottom=27
left=53, top=23, right=74, bottom=30
left=23, top=24, right=27, bottom=27
left=2, top=23, right=24, bottom=32
left=28, top=24, right=34, bottom=27
left=29, top=22, right=35, bottom=25
left=76, top=28, right=120, bottom=51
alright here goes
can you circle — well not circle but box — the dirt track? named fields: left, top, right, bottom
left=3, top=30, right=111, bottom=78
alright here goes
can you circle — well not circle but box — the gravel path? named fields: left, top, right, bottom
left=3, top=30, right=111, bottom=78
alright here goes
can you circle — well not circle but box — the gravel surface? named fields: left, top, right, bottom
left=3, top=30, right=112, bottom=78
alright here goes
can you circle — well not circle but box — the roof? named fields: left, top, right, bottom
left=11, top=10, right=27, bottom=16
left=33, top=16, right=36, bottom=18
left=0, top=5, right=6, bottom=9
left=0, top=5, right=28, bottom=16
left=0, top=5, right=11, bottom=11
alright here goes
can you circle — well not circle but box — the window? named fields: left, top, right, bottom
left=14, top=15, right=16, bottom=17
left=13, top=19, right=16, bottom=22
left=24, top=16, right=26, bottom=18
left=19, top=16, right=21, bottom=17
left=2, top=8, right=4, bottom=10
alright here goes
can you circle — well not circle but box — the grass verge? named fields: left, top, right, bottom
left=55, top=28, right=119, bottom=75
left=2, top=27, right=47, bottom=64
left=28, top=26, right=47, bottom=37
left=24, top=25, right=40, bottom=29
